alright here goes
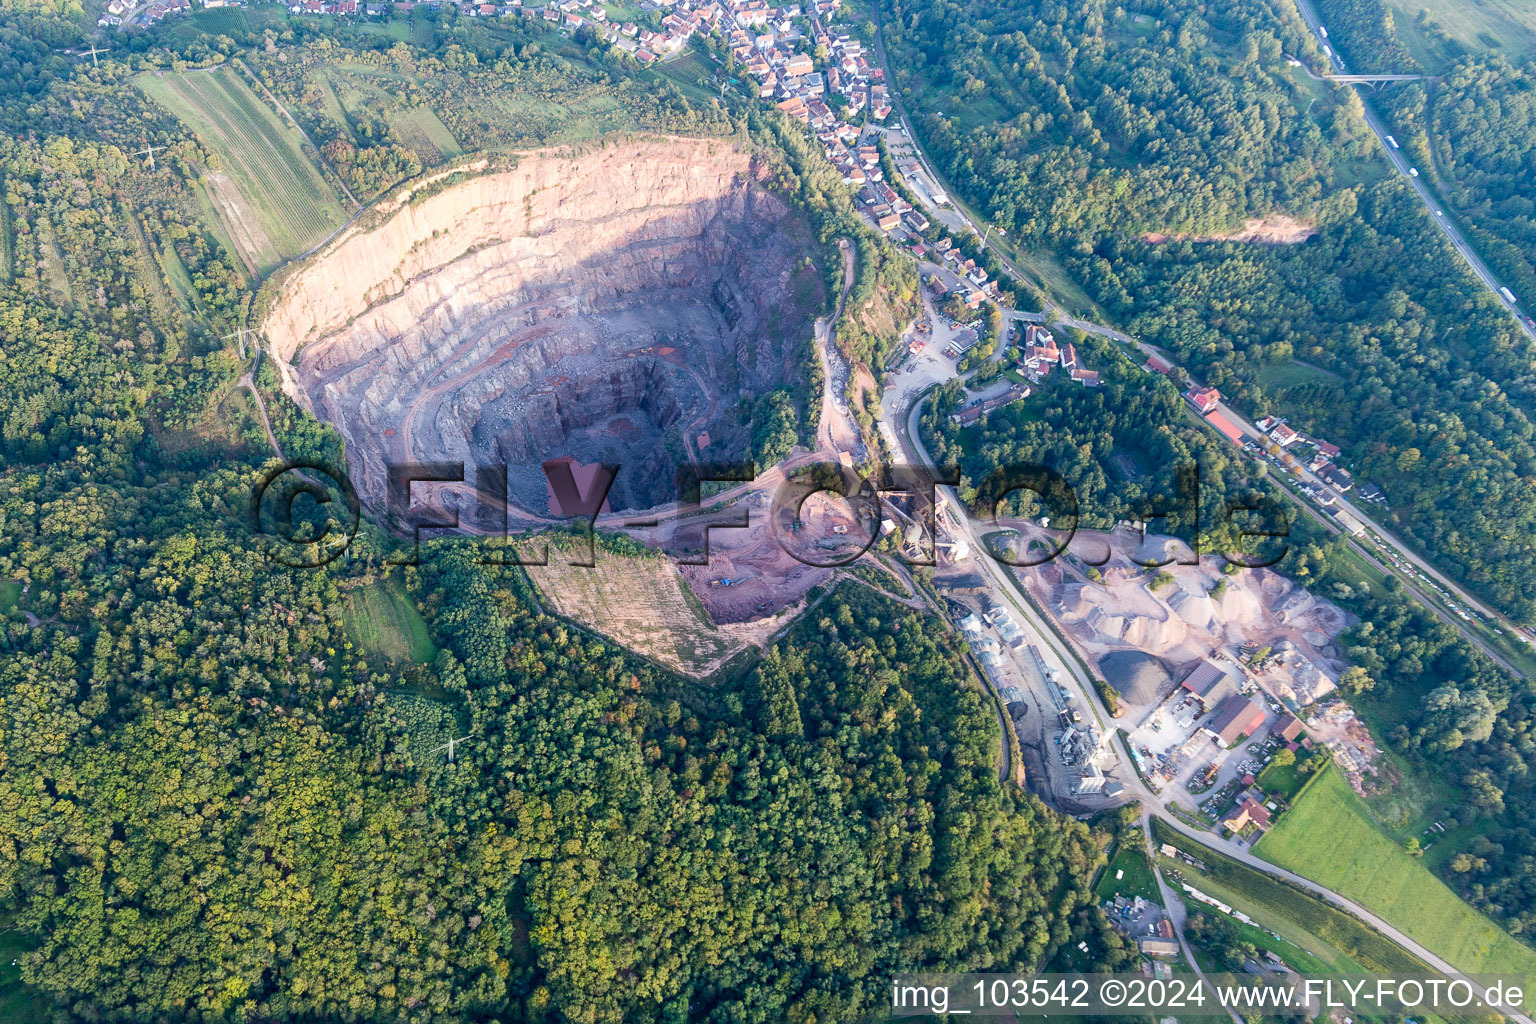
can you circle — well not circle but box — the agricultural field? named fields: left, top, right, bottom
left=525, top=549, right=783, bottom=678
left=1256, top=768, right=1536, bottom=977
left=1153, top=819, right=1430, bottom=975
left=1383, top=0, right=1536, bottom=64
left=342, top=580, right=438, bottom=665
left=136, top=65, right=348, bottom=272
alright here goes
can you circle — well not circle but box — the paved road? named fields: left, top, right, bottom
left=1289, top=0, right=1535, bottom=343
left=1140, top=809, right=1243, bottom=1024
left=870, top=12, right=1079, bottom=318
left=240, top=365, right=282, bottom=459
left=871, top=8, right=1536, bottom=1000
left=1149, top=806, right=1532, bottom=1024
left=894, top=386, right=1119, bottom=735
left=813, top=238, right=863, bottom=455
left=881, top=379, right=1531, bottom=1010
left=1177, top=383, right=1524, bottom=672
left=874, top=5, right=1534, bottom=650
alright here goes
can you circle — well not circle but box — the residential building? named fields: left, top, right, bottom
left=1224, top=798, right=1272, bottom=833
left=1274, top=713, right=1303, bottom=742
left=1185, top=385, right=1222, bottom=414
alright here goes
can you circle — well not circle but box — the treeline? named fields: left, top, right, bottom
left=880, top=0, right=1536, bottom=933
left=880, top=0, right=1368, bottom=244
left=1383, top=55, right=1536, bottom=305
left=0, top=12, right=1122, bottom=1020
left=1, top=459, right=1109, bottom=1020
left=1315, top=0, right=1418, bottom=74
left=749, top=108, right=920, bottom=372
left=1105, top=181, right=1536, bottom=621
left=1283, top=528, right=1536, bottom=937
left=919, top=350, right=1287, bottom=564
left=881, top=0, right=1536, bottom=624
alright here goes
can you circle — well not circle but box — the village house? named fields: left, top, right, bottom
left=1274, top=713, right=1304, bottom=742
left=1223, top=798, right=1272, bottom=833
left=1185, top=385, right=1222, bottom=415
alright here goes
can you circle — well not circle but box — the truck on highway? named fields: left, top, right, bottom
left=1318, top=25, right=1327, bottom=38
left=1408, top=167, right=1419, bottom=177
left=1386, top=134, right=1399, bottom=149
left=1323, top=44, right=1332, bottom=56
left=1501, top=286, right=1518, bottom=305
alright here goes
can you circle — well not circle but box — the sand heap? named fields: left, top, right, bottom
left=262, top=137, right=821, bottom=512
left=1057, top=580, right=1189, bottom=650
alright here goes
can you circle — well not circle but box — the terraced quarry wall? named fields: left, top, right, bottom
left=262, top=137, right=821, bottom=513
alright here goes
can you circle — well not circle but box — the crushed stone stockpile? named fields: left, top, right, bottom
left=263, top=138, right=820, bottom=513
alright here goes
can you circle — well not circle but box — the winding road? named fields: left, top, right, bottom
left=879, top=375, right=1531, bottom=1018
left=870, top=9, right=1532, bottom=670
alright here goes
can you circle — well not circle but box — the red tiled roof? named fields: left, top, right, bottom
left=1207, top=411, right=1244, bottom=444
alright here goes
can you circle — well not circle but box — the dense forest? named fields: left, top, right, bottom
left=1382, top=55, right=1536, bottom=306
left=920, top=356, right=1536, bottom=933
left=884, top=0, right=1536, bottom=932
left=880, top=0, right=1536, bottom=625
left=919, top=337, right=1286, bottom=564
left=0, top=6, right=1119, bottom=1020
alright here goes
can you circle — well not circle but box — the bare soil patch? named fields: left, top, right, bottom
left=1143, top=215, right=1316, bottom=245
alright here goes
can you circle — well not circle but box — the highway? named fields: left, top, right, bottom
left=878, top=380, right=1530, bottom=1017
left=1288, top=0, right=1535, bottom=343
left=871, top=8, right=1530, bottom=668
left=869, top=19, right=1532, bottom=981
left=1198, top=388, right=1514, bottom=627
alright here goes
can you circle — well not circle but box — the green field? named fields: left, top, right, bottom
left=643, top=51, right=721, bottom=107
left=0, top=929, right=48, bottom=1023
left=394, top=107, right=463, bottom=162
left=1254, top=358, right=1342, bottom=395
left=1256, top=768, right=1536, bottom=977
left=1095, top=844, right=1160, bottom=905
left=136, top=65, right=347, bottom=270
left=1384, top=0, right=1536, bottom=63
left=323, top=64, right=462, bottom=160
left=1153, top=818, right=1430, bottom=975
left=0, top=580, right=20, bottom=613
left=1256, top=759, right=1309, bottom=802
left=191, top=6, right=250, bottom=34
left=342, top=581, right=438, bottom=665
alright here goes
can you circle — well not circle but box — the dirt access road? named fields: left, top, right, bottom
left=814, top=237, right=862, bottom=455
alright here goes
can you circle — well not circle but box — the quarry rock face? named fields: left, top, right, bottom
left=262, top=138, right=819, bottom=513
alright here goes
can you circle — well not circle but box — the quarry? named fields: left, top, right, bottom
left=261, top=138, right=824, bottom=515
